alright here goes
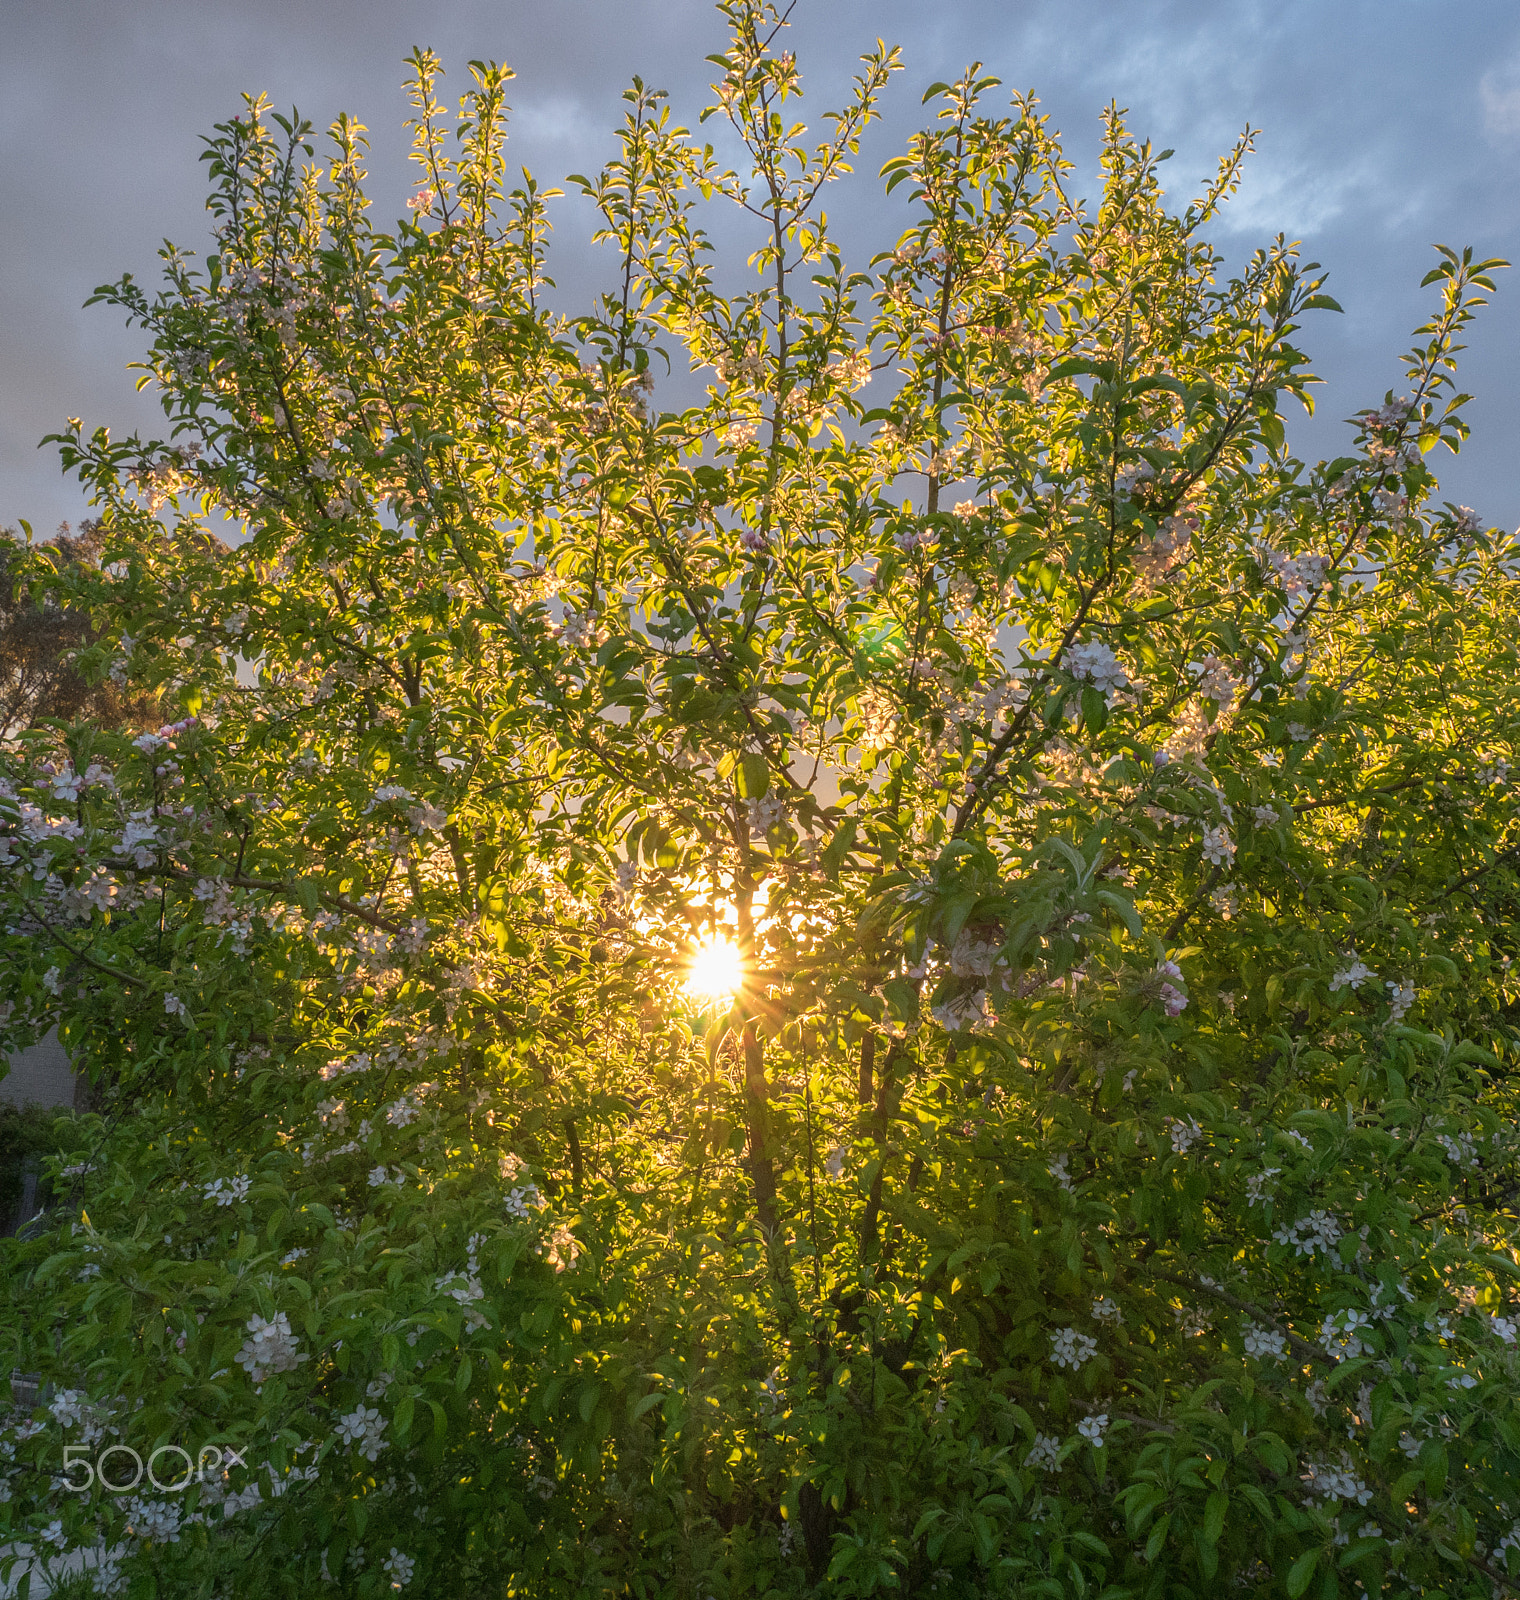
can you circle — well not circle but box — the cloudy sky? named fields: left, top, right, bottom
left=3, top=0, right=1518, bottom=533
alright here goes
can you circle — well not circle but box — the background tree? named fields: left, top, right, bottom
left=1, top=5, right=1518, bottom=1597
left=0, top=522, right=158, bottom=742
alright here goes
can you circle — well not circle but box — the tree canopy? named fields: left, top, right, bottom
left=2, top=5, right=1519, bottom=1596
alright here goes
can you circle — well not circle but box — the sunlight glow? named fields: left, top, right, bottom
left=683, top=936, right=745, bottom=1003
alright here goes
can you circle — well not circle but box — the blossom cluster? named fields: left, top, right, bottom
left=234, top=1312, right=306, bottom=1385
left=335, top=1404, right=387, bottom=1461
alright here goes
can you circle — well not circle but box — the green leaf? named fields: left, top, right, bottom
left=736, top=753, right=770, bottom=799
left=1422, top=1439, right=1448, bottom=1498
left=393, top=1394, right=416, bottom=1441
left=1095, top=888, right=1142, bottom=937
left=1286, top=1548, right=1320, bottom=1598
left=826, top=1542, right=861, bottom=1579
left=1081, top=684, right=1108, bottom=733
left=1144, top=1512, right=1171, bottom=1562
left=821, top=818, right=857, bottom=877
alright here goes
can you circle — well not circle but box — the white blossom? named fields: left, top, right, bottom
left=930, top=989, right=994, bottom=1032
left=1329, top=953, right=1376, bottom=993
left=1067, top=639, right=1129, bottom=699
left=434, top=1270, right=485, bottom=1311
left=1194, top=655, right=1240, bottom=712
left=383, top=1548, right=415, bottom=1588
left=1369, top=1278, right=1414, bottom=1319
left=117, top=817, right=159, bottom=867
left=895, top=524, right=934, bottom=554
left=49, top=1388, right=89, bottom=1427
left=1200, top=825, right=1235, bottom=867
left=75, top=869, right=125, bottom=914
left=557, top=609, right=603, bottom=650
left=1049, top=1328, right=1098, bottom=1370
left=336, top=1404, right=387, bottom=1461
left=1024, top=1432, right=1062, bottom=1472
left=87, top=1545, right=126, bottom=1595
left=1245, top=1167, right=1281, bottom=1206
left=406, top=802, right=446, bottom=834
left=121, top=1495, right=183, bottom=1543
left=1436, top=1130, right=1478, bottom=1168
left=826, top=349, right=873, bottom=391
left=234, top=1312, right=306, bottom=1384
left=1154, top=959, right=1188, bottom=1017
left=1273, top=1209, right=1343, bottom=1259
left=1303, top=1460, right=1372, bottom=1506
left=1076, top=1413, right=1109, bottom=1447
left=1091, top=1296, right=1123, bottom=1326
left=747, top=794, right=785, bottom=835
left=1132, top=514, right=1192, bottom=589
left=947, top=927, right=1002, bottom=979
left=385, top=1096, right=420, bottom=1128
left=1258, top=546, right=1330, bottom=601
left=1166, top=1117, right=1204, bottom=1156
left=50, top=765, right=85, bottom=802
left=204, top=1175, right=251, bottom=1207
left=1320, top=1309, right=1373, bottom=1362
left=1243, top=1322, right=1287, bottom=1360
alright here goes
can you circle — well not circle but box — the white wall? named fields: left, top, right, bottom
left=0, top=1031, right=78, bottom=1110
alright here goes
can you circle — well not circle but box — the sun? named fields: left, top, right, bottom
left=683, top=936, right=745, bottom=1003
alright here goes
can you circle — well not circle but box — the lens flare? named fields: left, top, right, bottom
left=684, top=936, right=744, bottom=1002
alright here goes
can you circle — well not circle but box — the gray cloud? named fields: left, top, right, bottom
left=3, top=0, right=1517, bottom=532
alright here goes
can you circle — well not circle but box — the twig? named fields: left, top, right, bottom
left=1149, top=1268, right=1331, bottom=1371
left=112, top=858, right=406, bottom=935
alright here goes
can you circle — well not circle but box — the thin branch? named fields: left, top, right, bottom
left=1149, top=1268, right=1331, bottom=1371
